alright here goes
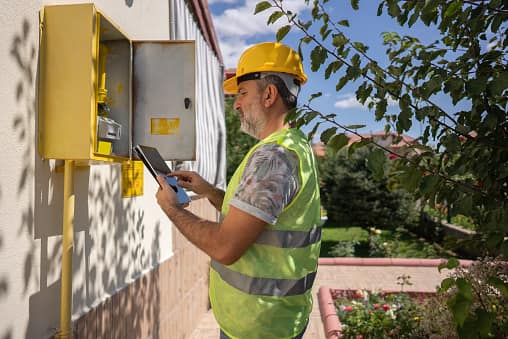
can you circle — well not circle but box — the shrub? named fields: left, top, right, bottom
left=225, top=98, right=257, bottom=182
left=417, top=257, right=508, bottom=338
left=333, top=288, right=430, bottom=338
left=319, top=146, right=418, bottom=230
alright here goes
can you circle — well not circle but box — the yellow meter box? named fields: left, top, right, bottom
left=38, top=3, right=196, bottom=162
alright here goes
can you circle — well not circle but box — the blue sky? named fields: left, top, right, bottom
left=209, top=0, right=453, bottom=139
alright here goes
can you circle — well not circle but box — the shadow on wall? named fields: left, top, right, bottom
left=5, top=16, right=35, bottom=339
left=1, top=190, right=13, bottom=339
left=6, top=15, right=160, bottom=339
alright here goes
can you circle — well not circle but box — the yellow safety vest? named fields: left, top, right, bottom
left=210, top=128, right=321, bottom=339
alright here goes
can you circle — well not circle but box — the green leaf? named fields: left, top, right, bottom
left=366, top=148, right=386, bottom=181
left=336, top=76, right=349, bottom=91
left=456, top=278, right=473, bottom=301
left=466, top=76, right=488, bottom=95
left=455, top=195, right=473, bottom=215
left=303, top=110, right=319, bottom=125
left=267, top=11, right=284, bottom=25
left=310, top=46, right=327, bottom=72
left=328, top=133, right=349, bottom=153
left=337, top=19, right=349, bottom=27
left=488, top=276, right=508, bottom=298
left=346, top=65, right=361, bottom=79
left=332, top=33, right=348, bottom=47
left=285, top=107, right=301, bottom=124
left=488, top=72, right=508, bottom=96
left=353, top=41, right=368, bottom=53
left=375, top=98, right=388, bottom=120
left=475, top=309, right=494, bottom=338
left=440, top=277, right=456, bottom=292
left=420, top=174, right=439, bottom=195
left=351, top=0, right=359, bottom=10
left=443, top=134, right=461, bottom=152
left=309, top=92, right=322, bottom=102
left=444, top=1, right=461, bottom=18
left=397, top=107, right=412, bottom=132
left=324, top=61, right=343, bottom=79
left=344, top=124, right=366, bottom=129
left=387, top=1, right=401, bottom=17
left=320, top=127, right=337, bottom=143
left=448, top=294, right=471, bottom=326
left=399, top=165, right=423, bottom=192
left=438, top=257, right=459, bottom=272
left=276, top=25, right=291, bottom=41
left=254, top=1, right=272, bottom=14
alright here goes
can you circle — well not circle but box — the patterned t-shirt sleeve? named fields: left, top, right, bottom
left=229, top=143, right=300, bottom=225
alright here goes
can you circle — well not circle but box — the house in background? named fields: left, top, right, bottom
left=347, top=131, right=421, bottom=158
left=0, top=1, right=225, bottom=338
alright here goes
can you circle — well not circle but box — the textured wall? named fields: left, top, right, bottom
left=0, top=1, right=224, bottom=338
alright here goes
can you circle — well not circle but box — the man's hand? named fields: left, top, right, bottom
left=170, top=171, right=225, bottom=212
left=156, top=175, right=179, bottom=213
left=170, top=171, right=211, bottom=195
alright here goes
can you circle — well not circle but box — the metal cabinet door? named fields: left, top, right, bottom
left=132, top=41, right=196, bottom=160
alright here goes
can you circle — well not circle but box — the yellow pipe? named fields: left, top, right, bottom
left=56, top=160, right=75, bottom=339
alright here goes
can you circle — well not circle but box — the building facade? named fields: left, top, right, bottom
left=0, top=1, right=225, bottom=338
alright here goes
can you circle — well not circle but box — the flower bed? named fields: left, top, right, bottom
left=318, top=286, right=435, bottom=338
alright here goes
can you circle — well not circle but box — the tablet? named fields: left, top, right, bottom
left=133, top=145, right=191, bottom=204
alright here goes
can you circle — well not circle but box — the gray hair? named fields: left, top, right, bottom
left=257, top=73, right=298, bottom=110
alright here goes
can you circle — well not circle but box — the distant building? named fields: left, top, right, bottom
left=347, top=131, right=421, bottom=158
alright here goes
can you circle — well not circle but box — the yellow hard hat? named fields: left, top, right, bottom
left=223, top=42, right=307, bottom=94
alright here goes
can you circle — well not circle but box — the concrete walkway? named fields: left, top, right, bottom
left=189, top=258, right=463, bottom=339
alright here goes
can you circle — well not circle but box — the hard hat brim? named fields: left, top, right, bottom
left=223, top=76, right=238, bottom=94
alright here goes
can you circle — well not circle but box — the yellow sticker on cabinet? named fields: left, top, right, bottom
left=122, top=160, right=144, bottom=198
left=151, top=118, right=180, bottom=135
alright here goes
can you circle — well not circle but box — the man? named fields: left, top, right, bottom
left=156, top=42, right=321, bottom=339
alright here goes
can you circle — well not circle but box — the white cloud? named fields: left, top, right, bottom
left=333, top=93, right=398, bottom=109
left=208, top=0, right=238, bottom=4
left=333, top=93, right=365, bottom=109
left=211, top=0, right=309, bottom=68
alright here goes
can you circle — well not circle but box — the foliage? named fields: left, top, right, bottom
left=255, top=0, right=508, bottom=256
left=333, top=288, right=429, bottom=338
left=321, top=224, right=447, bottom=259
left=225, top=97, right=257, bottom=182
left=329, top=239, right=359, bottom=257
left=319, top=145, right=418, bottom=230
left=416, top=257, right=508, bottom=338
left=424, top=204, right=478, bottom=230
left=255, top=1, right=507, bottom=336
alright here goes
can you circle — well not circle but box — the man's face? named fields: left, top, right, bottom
left=233, top=80, right=266, bottom=139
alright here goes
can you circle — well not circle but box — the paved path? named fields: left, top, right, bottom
left=189, top=260, right=456, bottom=339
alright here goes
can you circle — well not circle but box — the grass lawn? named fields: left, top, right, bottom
left=320, top=221, right=454, bottom=259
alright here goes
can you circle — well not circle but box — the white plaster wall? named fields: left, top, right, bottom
left=0, top=1, right=225, bottom=338
left=1, top=2, right=44, bottom=338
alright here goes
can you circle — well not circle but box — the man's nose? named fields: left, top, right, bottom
left=233, top=97, right=241, bottom=111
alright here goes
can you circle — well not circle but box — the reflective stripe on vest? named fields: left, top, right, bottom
left=255, top=225, right=322, bottom=248
left=211, top=260, right=317, bottom=297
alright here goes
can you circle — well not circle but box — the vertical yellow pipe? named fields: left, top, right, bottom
left=56, top=159, right=75, bottom=339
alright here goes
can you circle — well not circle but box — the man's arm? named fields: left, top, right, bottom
left=156, top=175, right=266, bottom=265
left=170, top=170, right=225, bottom=211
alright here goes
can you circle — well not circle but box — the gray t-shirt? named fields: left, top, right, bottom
left=230, top=144, right=301, bottom=225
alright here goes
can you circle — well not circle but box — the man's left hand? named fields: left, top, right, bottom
left=156, top=175, right=179, bottom=213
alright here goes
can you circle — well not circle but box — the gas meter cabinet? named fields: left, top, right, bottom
left=38, top=3, right=196, bottom=163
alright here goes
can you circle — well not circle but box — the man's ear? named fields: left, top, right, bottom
left=263, top=84, right=279, bottom=108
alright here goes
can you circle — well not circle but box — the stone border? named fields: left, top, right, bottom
left=316, top=258, right=473, bottom=338
left=318, top=257, right=473, bottom=267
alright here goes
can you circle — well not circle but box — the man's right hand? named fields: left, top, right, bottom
left=170, top=170, right=225, bottom=211
left=170, top=171, right=211, bottom=196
